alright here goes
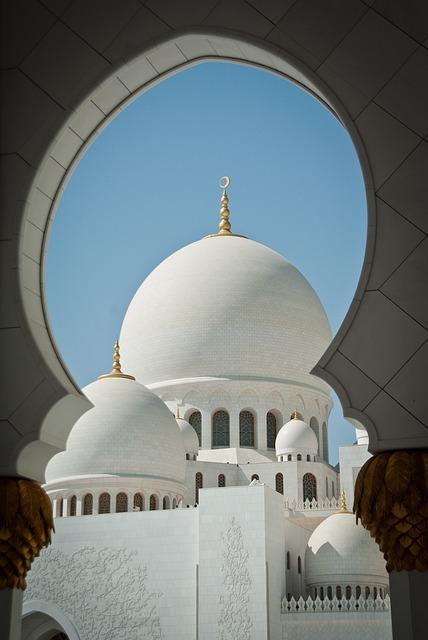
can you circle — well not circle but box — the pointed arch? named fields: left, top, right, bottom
left=149, top=494, right=158, bottom=510
left=69, top=495, right=76, bottom=517
left=188, top=410, right=202, bottom=447
left=116, top=492, right=128, bottom=512
left=303, top=473, right=317, bottom=501
left=275, top=472, right=284, bottom=494
left=99, top=492, right=110, bottom=514
left=83, top=493, right=93, bottom=515
left=266, top=411, right=278, bottom=449
left=218, top=473, right=226, bottom=487
left=212, top=410, right=230, bottom=447
left=133, top=492, right=144, bottom=511
left=239, top=410, right=255, bottom=447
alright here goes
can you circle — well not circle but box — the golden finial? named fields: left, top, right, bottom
left=339, top=490, right=350, bottom=513
left=290, top=410, right=303, bottom=420
left=218, top=176, right=232, bottom=235
left=98, top=341, right=135, bottom=380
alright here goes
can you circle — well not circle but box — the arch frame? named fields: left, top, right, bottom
left=6, top=18, right=427, bottom=482
left=23, top=600, right=80, bottom=640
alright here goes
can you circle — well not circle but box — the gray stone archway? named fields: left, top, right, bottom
left=3, top=3, right=427, bottom=484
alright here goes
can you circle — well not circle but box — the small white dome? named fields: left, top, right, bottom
left=176, top=417, right=199, bottom=455
left=305, top=511, right=388, bottom=589
left=275, top=417, right=318, bottom=457
left=45, top=376, right=186, bottom=485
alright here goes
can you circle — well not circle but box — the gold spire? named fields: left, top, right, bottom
left=98, top=341, right=135, bottom=380
left=218, top=176, right=232, bottom=235
left=290, top=410, right=303, bottom=420
left=339, top=490, right=350, bottom=513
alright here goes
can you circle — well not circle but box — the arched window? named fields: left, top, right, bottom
left=327, top=586, right=333, bottom=600
left=218, top=474, right=226, bottom=487
left=239, top=410, right=255, bottom=447
left=297, top=556, right=302, bottom=574
left=325, top=477, right=329, bottom=498
left=346, top=585, right=352, bottom=600
left=58, top=498, right=64, bottom=517
left=309, top=417, right=319, bottom=455
left=69, top=495, right=76, bottom=516
left=189, top=410, right=202, bottom=447
left=275, top=472, right=284, bottom=495
left=286, top=551, right=290, bottom=570
left=303, top=473, right=317, bottom=501
left=336, top=586, right=342, bottom=599
left=149, top=494, right=157, bottom=510
left=297, top=454, right=302, bottom=461
left=212, top=410, right=230, bottom=447
left=163, top=496, right=170, bottom=510
left=172, top=498, right=177, bottom=509
left=306, top=454, right=310, bottom=461
left=322, top=422, right=328, bottom=462
left=251, top=473, right=259, bottom=481
left=373, top=587, right=378, bottom=598
left=195, top=472, right=203, bottom=503
left=331, top=480, right=335, bottom=497
left=356, top=586, right=361, bottom=599
left=83, top=493, right=93, bottom=515
left=287, top=454, right=292, bottom=461
left=365, top=586, right=371, bottom=599
left=99, top=492, right=110, bottom=514
left=133, top=493, right=144, bottom=511
left=116, top=492, right=128, bottom=513
left=320, top=587, right=324, bottom=600
left=266, top=411, right=277, bottom=449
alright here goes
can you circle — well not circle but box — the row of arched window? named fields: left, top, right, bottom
left=312, top=585, right=387, bottom=600
left=55, top=491, right=180, bottom=516
left=286, top=551, right=302, bottom=573
left=188, top=409, right=328, bottom=458
left=188, top=410, right=279, bottom=449
left=194, top=473, right=227, bottom=503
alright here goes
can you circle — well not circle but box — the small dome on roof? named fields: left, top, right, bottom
left=176, top=415, right=199, bottom=456
left=45, top=344, right=186, bottom=486
left=275, top=414, right=318, bottom=457
left=305, top=506, right=388, bottom=591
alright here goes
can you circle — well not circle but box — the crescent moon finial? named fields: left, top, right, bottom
left=219, top=176, right=230, bottom=190
left=217, top=176, right=232, bottom=235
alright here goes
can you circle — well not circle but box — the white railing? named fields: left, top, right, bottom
left=282, top=594, right=390, bottom=614
left=285, top=497, right=339, bottom=511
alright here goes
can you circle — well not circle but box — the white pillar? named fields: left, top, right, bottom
left=76, top=496, right=82, bottom=516
left=0, top=589, right=22, bottom=640
left=389, top=571, right=428, bottom=640
left=200, top=409, right=211, bottom=449
left=229, top=406, right=240, bottom=448
left=257, top=409, right=266, bottom=450
left=62, top=497, right=68, bottom=517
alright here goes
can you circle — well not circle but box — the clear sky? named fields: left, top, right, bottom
left=46, top=61, right=367, bottom=465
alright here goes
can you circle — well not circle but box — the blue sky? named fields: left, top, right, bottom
left=46, top=61, right=366, bottom=464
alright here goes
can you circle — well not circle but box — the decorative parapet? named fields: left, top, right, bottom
left=285, top=497, right=339, bottom=511
left=281, top=594, right=390, bottom=614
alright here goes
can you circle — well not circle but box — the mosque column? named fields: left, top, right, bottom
left=229, top=406, right=240, bottom=448
left=200, top=409, right=211, bottom=449
left=257, top=409, right=267, bottom=450
left=354, top=450, right=428, bottom=640
left=0, top=477, right=54, bottom=640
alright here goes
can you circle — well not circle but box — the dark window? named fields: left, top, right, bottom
left=303, top=473, right=317, bottom=501
left=275, top=472, right=284, bottom=495
left=251, top=474, right=259, bottom=481
left=297, top=454, right=302, bottom=461
left=266, top=411, right=277, bottom=449
left=163, top=496, right=170, bottom=510
left=365, top=586, right=370, bottom=599
left=212, top=410, right=230, bottom=447
left=327, top=586, right=332, bottom=600
left=58, top=498, right=64, bottom=517
left=286, top=551, right=290, bottom=570
left=195, top=472, right=203, bottom=503
left=116, top=492, right=128, bottom=513
left=287, top=454, right=292, bottom=461
left=320, top=587, right=324, bottom=600
left=218, top=474, right=226, bottom=487
left=346, top=586, right=352, bottom=600
left=83, top=493, right=93, bottom=515
left=149, top=494, right=157, bottom=510
left=306, top=454, right=310, bottom=461
left=336, top=586, right=342, bottom=599
left=297, top=556, right=302, bottom=574
left=356, top=586, right=361, bottom=599
left=133, top=493, right=144, bottom=511
left=239, top=410, right=255, bottom=447
left=99, top=492, right=110, bottom=514
left=69, top=495, right=76, bottom=516
left=189, top=410, right=202, bottom=447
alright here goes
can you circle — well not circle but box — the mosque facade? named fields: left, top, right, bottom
left=23, top=184, right=392, bottom=640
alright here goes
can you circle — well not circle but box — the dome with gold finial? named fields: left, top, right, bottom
left=119, top=178, right=332, bottom=392
left=275, top=412, right=318, bottom=460
left=305, top=492, right=388, bottom=598
left=45, top=342, right=186, bottom=490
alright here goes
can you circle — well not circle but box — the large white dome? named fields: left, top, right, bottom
left=305, top=511, right=388, bottom=589
left=45, top=376, right=186, bottom=484
left=276, top=416, right=318, bottom=457
left=120, top=235, right=332, bottom=389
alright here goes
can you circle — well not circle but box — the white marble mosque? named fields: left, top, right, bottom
left=23, top=183, right=392, bottom=640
